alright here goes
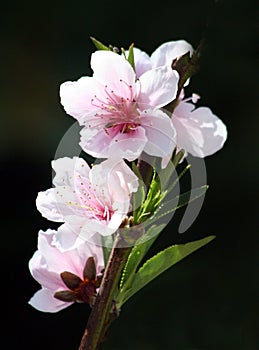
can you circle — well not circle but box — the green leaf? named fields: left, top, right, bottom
left=90, top=37, right=110, bottom=51
left=134, top=172, right=166, bottom=225
left=119, top=224, right=166, bottom=294
left=121, top=235, right=215, bottom=304
left=165, top=163, right=191, bottom=196
left=141, top=185, right=208, bottom=229
left=132, top=182, right=146, bottom=223
left=131, top=162, right=146, bottom=221
left=172, top=149, right=185, bottom=168
left=156, top=149, right=180, bottom=191
left=127, top=43, right=135, bottom=71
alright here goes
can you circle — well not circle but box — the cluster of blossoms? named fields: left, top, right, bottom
left=29, top=39, right=227, bottom=312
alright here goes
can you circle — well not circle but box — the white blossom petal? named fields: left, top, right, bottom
left=29, top=250, right=63, bottom=290
left=141, top=109, right=176, bottom=160
left=36, top=188, right=77, bottom=222
left=173, top=101, right=227, bottom=157
left=90, top=157, right=139, bottom=199
left=60, top=77, right=105, bottom=121
left=91, top=50, right=137, bottom=98
left=80, top=125, right=147, bottom=161
left=29, top=289, right=72, bottom=313
left=151, top=40, right=194, bottom=68
left=52, top=157, right=90, bottom=187
left=138, top=66, right=179, bottom=108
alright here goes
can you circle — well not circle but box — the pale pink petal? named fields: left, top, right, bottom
left=91, top=50, right=136, bottom=98
left=90, top=158, right=139, bottom=200
left=60, top=77, right=105, bottom=120
left=52, top=157, right=90, bottom=187
left=29, top=250, right=64, bottom=290
left=75, top=239, right=104, bottom=275
left=151, top=40, right=194, bottom=68
left=29, top=289, right=72, bottom=313
left=110, top=158, right=139, bottom=195
left=52, top=225, right=104, bottom=273
left=138, top=66, right=179, bottom=108
left=36, top=188, right=76, bottom=222
left=79, top=127, right=111, bottom=158
left=52, top=223, right=86, bottom=252
left=173, top=102, right=227, bottom=157
left=80, top=219, right=120, bottom=238
left=36, top=190, right=64, bottom=222
left=80, top=125, right=147, bottom=161
left=141, top=109, right=176, bottom=159
left=36, top=229, right=83, bottom=276
left=63, top=214, right=119, bottom=246
left=107, top=210, right=128, bottom=232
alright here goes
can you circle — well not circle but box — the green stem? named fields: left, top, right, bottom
left=79, top=234, right=132, bottom=350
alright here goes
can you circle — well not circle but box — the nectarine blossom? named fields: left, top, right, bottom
left=36, top=156, right=138, bottom=248
left=60, top=50, right=179, bottom=162
left=162, top=93, right=227, bottom=167
left=29, top=228, right=104, bottom=312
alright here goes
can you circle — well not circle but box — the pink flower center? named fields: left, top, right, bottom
left=90, top=80, right=142, bottom=135
left=65, top=174, right=114, bottom=223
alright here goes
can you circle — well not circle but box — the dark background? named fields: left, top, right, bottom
left=1, top=0, right=258, bottom=349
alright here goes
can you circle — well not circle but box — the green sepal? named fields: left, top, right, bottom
left=127, top=43, right=135, bottom=71
left=134, top=172, right=165, bottom=225
left=131, top=162, right=146, bottom=222
left=164, top=164, right=191, bottom=197
left=90, top=37, right=110, bottom=51
left=120, top=235, right=215, bottom=305
left=172, top=149, right=185, bottom=167
left=156, top=148, right=185, bottom=192
left=144, top=185, right=208, bottom=228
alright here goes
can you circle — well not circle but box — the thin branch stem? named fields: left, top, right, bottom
left=79, top=234, right=132, bottom=350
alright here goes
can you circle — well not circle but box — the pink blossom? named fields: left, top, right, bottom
left=162, top=93, right=228, bottom=167
left=29, top=228, right=104, bottom=312
left=60, top=50, right=179, bottom=161
left=36, top=156, right=139, bottom=248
